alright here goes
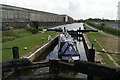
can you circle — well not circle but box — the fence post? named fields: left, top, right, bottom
left=12, top=46, right=19, bottom=59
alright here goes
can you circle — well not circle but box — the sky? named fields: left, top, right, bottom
left=1, top=0, right=120, bottom=20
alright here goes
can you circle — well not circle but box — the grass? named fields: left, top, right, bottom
left=84, top=25, right=104, bottom=51
left=2, top=28, right=40, bottom=43
left=110, top=54, right=120, bottom=66
left=2, top=31, right=57, bottom=60
left=3, top=32, right=33, bottom=43
left=2, top=27, right=45, bottom=43
left=84, top=24, right=116, bottom=66
left=2, top=29, right=26, bottom=37
left=100, top=54, right=115, bottom=66
left=86, top=22, right=120, bottom=37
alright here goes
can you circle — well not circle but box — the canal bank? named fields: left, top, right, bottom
left=23, top=35, right=58, bottom=62
left=84, top=23, right=120, bottom=67
left=2, top=32, right=59, bottom=78
left=2, top=31, right=58, bottom=60
left=86, top=22, right=120, bottom=37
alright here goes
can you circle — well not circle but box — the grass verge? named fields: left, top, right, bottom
left=3, top=32, right=33, bottom=43
left=84, top=24, right=116, bottom=66
left=110, top=54, right=120, bottom=66
left=2, top=31, right=57, bottom=60
left=86, top=22, right=120, bottom=37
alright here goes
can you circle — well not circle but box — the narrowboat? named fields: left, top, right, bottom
left=58, top=30, right=80, bottom=62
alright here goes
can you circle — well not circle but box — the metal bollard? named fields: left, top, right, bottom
left=12, top=46, right=19, bottom=59
left=12, top=46, right=21, bottom=77
left=88, top=44, right=95, bottom=62
left=64, top=27, right=66, bottom=31
left=87, top=44, right=95, bottom=80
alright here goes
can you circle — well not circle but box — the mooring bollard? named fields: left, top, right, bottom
left=12, top=46, right=19, bottom=59
left=87, top=44, right=95, bottom=80
left=64, top=27, right=66, bottom=31
left=88, top=44, right=95, bottom=62
left=12, top=46, right=21, bottom=77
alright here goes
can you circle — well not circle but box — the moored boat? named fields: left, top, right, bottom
left=58, top=29, right=80, bottom=62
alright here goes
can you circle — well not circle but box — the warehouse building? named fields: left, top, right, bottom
left=1, top=4, right=74, bottom=30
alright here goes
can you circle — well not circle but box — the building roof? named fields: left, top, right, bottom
left=1, top=4, right=59, bottom=16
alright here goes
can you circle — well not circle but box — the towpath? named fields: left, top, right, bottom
left=86, top=24, right=120, bottom=67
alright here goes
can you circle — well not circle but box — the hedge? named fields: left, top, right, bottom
left=86, top=22, right=120, bottom=37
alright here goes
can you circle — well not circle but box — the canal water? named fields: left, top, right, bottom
left=50, top=23, right=84, bottom=30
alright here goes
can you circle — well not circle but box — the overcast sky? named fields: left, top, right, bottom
left=1, top=0, right=120, bottom=20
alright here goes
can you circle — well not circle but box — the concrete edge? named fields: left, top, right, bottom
left=23, top=35, right=58, bottom=62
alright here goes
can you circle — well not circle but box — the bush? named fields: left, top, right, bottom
left=86, top=22, right=120, bottom=37
left=26, top=28, right=39, bottom=34
left=101, top=23, right=106, bottom=27
left=38, top=26, right=44, bottom=31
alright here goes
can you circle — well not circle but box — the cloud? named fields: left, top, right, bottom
left=1, top=0, right=119, bottom=20
left=64, top=0, right=119, bottom=19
